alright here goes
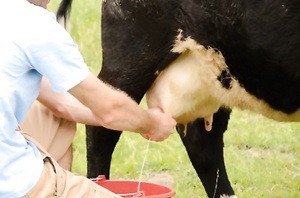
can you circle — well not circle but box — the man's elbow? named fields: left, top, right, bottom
left=94, top=106, right=121, bottom=129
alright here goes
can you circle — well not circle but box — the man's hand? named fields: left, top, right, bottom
left=140, top=108, right=176, bottom=142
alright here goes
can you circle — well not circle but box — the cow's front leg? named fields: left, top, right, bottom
left=180, top=107, right=235, bottom=198
left=85, top=63, right=157, bottom=179
left=86, top=126, right=120, bottom=179
left=85, top=95, right=147, bottom=179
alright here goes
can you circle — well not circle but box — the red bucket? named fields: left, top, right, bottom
left=92, top=175, right=176, bottom=198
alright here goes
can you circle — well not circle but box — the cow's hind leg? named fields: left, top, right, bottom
left=180, top=107, right=235, bottom=198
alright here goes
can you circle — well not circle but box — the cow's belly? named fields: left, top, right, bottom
left=146, top=46, right=222, bottom=124
left=146, top=30, right=300, bottom=123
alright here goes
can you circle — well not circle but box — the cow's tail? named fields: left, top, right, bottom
left=56, top=0, right=73, bottom=28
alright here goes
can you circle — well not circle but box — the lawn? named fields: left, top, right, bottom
left=49, top=1, right=300, bottom=197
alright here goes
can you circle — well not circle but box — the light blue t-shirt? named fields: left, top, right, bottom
left=0, top=0, right=90, bottom=197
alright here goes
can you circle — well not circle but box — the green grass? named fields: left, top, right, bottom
left=49, top=1, right=300, bottom=197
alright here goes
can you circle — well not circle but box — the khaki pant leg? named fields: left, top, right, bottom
left=22, top=158, right=57, bottom=198
left=20, top=101, right=75, bottom=170
left=21, top=132, right=120, bottom=198
left=61, top=170, right=121, bottom=198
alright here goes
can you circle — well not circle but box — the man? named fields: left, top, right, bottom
left=0, top=0, right=176, bottom=197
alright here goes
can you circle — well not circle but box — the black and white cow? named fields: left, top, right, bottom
left=57, top=0, right=300, bottom=197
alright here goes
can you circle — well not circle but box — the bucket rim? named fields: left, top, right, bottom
left=92, top=175, right=176, bottom=198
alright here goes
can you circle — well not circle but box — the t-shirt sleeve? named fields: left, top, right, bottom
left=25, top=13, right=90, bottom=93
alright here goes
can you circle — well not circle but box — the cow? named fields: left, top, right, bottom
left=57, top=0, right=300, bottom=197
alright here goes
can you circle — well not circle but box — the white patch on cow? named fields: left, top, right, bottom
left=146, top=41, right=222, bottom=124
left=146, top=29, right=300, bottom=124
left=220, top=195, right=238, bottom=198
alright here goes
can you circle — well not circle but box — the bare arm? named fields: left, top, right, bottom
left=37, top=77, right=100, bottom=125
left=68, top=73, right=177, bottom=141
